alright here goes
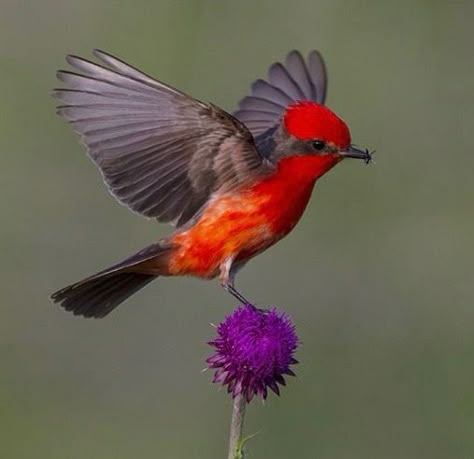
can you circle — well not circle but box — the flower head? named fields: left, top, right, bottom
left=207, top=304, right=298, bottom=402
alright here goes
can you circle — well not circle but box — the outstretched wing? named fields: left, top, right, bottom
left=234, top=50, right=327, bottom=137
left=54, top=50, right=265, bottom=227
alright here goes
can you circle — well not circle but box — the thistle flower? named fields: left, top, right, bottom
left=207, top=304, right=298, bottom=402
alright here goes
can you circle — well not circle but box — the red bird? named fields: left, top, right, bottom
left=51, top=49, right=371, bottom=318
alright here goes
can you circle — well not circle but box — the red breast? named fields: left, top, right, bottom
left=167, top=153, right=341, bottom=278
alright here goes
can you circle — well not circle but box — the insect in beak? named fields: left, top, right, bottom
left=341, top=145, right=374, bottom=164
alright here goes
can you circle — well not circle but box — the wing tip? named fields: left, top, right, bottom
left=286, top=49, right=304, bottom=60
left=65, top=53, right=97, bottom=70
left=307, top=49, right=327, bottom=71
left=65, top=53, right=80, bottom=64
left=92, top=48, right=105, bottom=57
left=56, top=69, right=66, bottom=80
left=308, top=49, right=324, bottom=59
left=92, top=48, right=114, bottom=63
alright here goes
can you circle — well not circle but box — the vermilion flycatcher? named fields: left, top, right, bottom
left=51, top=49, right=371, bottom=318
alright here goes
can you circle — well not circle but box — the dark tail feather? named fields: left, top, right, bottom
left=51, top=242, right=172, bottom=318
left=51, top=272, right=156, bottom=318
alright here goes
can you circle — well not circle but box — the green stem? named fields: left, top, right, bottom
left=227, top=394, right=247, bottom=459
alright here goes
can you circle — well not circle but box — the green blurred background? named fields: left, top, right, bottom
left=1, top=1, right=473, bottom=458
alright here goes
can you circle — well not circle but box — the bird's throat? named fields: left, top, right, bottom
left=247, top=153, right=342, bottom=236
left=273, top=154, right=342, bottom=182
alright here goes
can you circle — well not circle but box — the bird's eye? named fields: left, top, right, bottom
left=312, top=140, right=326, bottom=151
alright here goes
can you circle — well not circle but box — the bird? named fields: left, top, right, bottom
left=51, top=49, right=372, bottom=318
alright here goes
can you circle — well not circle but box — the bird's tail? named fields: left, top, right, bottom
left=51, top=242, right=173, bottom=318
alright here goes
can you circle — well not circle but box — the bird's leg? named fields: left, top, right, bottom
left=225, top=284, right=252, bottom=305
left=219, top=258, right=252, bottom=305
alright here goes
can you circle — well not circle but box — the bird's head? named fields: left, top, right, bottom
left=281, top=101, right=371, bottom=165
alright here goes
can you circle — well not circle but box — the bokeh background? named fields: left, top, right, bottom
left=1, top=1, right=473, bottom=458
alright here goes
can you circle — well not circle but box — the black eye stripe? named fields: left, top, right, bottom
left=312, top=140, right=326, bottom=151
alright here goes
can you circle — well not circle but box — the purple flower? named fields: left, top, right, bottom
left=207, top=304, right=298, bottom=402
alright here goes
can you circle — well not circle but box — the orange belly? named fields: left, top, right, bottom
left=166, top=154, right=341, bottom=278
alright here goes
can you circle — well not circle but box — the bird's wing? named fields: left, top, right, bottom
left=54, top=50, right=266, bottom=227
left=234, top=50, right=327, bottom=137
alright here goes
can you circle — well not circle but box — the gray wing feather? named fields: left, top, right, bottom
left=307, top=50, right=328, bottom=103
left=54, top=50, right=264, bottom=226
left=234, top=49, right=328, bottom=137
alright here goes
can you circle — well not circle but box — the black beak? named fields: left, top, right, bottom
left=341, top=145, right=373, bottom=164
